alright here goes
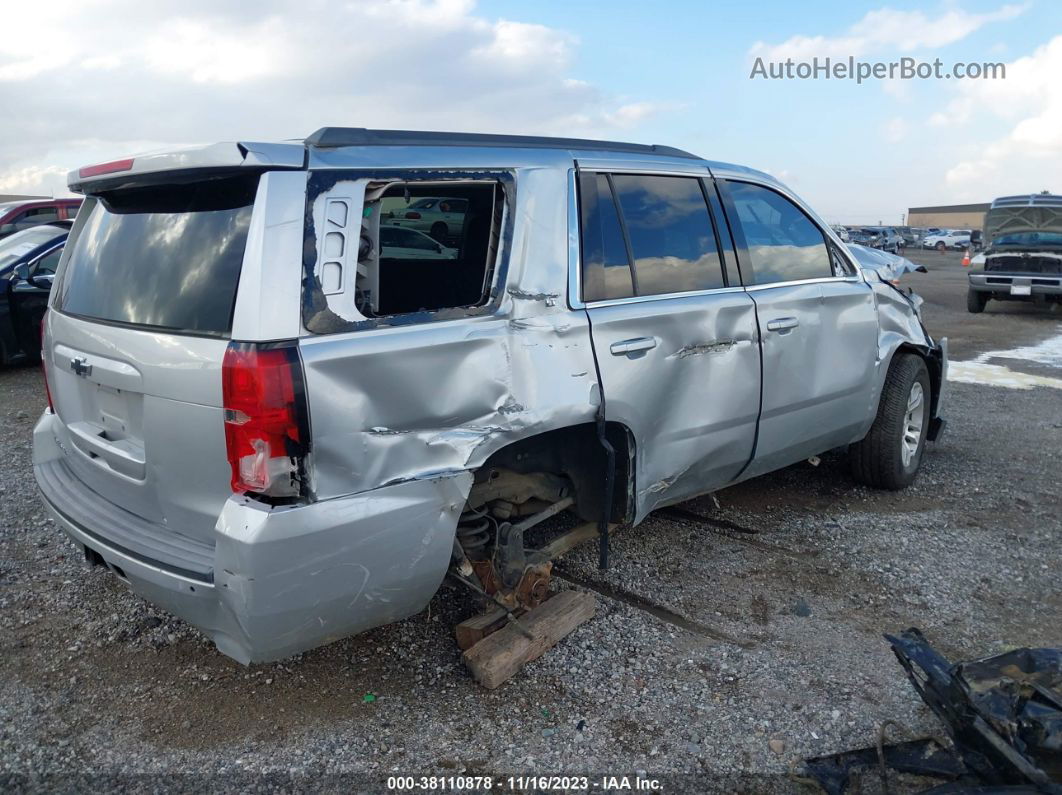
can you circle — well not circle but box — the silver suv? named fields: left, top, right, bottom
left=33, top=129, right=947, bottom=664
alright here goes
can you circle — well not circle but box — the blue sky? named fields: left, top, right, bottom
left=477, top=0, right=1060, bottom=222
left=1, top=0, right=1059, bottom=223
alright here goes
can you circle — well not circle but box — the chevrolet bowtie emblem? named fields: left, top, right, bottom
left=70, top=357, right=92, bottom=378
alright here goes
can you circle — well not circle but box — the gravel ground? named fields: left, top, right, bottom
left=1, top=251, right=1060, bottom=793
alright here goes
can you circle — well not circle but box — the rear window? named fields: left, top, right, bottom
left=56, top=175, right=258, bottom=336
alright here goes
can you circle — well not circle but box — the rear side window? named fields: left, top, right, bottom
left=579, top=173, right=634, bottom=301
left=579, top=173, right=725, bottom=302
left=611, top=175, right=724, bottom=296
left=56, top=175, right=258, bottom=336
left=724, top=181, right=831, bottom=285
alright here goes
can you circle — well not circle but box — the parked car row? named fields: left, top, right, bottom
left=921, top=228, right=976, bottom=252
left=841, top=226, right=904, bottom=254
left=833, top=225, right=985, bottom=253
left=0, top=198, right=80, bottom=239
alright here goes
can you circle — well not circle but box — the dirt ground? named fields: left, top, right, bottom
left=1, top=248, right=1059, bottom=793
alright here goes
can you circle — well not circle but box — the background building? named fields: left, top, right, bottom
left=907, top=202, right=990, bottom=230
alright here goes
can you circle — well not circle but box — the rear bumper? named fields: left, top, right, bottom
left=33, top=413, right=471, bottom=664
left=969, top=273, right=1062, bottom=297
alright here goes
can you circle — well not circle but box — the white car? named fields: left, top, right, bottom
left=922, top=230, right=970, bottom=251
left=379, top=225, right=457, bottom=259
left=387, top=196, right=468, bottom=241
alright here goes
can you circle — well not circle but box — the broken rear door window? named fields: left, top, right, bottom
left=306, top=177, right=504, bottom=330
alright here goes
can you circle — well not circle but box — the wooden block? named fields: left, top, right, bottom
left=455, top=606, right=509, bottom=651
left=537, top=522, right=620, bottom=561
left=462, top=590, right=596, bottom=689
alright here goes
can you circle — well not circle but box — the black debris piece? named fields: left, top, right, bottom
left=799, top=628, right=1062, bottom=794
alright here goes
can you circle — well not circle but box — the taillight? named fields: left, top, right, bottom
left=222, top=342, right=310, bottom=498
left=40, top=311, right=53, bottom=413
left=404, top=211, right=421, bottom=219
left=78, top=158, right=135, bottom=178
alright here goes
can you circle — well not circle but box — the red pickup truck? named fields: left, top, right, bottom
left=0, top=198, right=82, bottom=239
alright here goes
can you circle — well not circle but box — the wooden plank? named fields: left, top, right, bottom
left=537, top=521, right=620, bottom=561
left=454, top=606, right=508, bottom=651
left=462, top=590, right=596, bottom=689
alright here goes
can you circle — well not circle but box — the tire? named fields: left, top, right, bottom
left=967, top=289, right=987, bottom=314
left=935, top=241, right=946, bottom=252
left=850, top=354, right=931, bottom=490
left=430, top=222, right=448, bottom=241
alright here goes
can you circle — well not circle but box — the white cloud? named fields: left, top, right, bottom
left=0, top=0, right=672, bottom=195
left=749, top=3, right=1027, bottom=61
left=941, top=35, right=1062, bottom=196
left=475, top=20, right=575, bottom=63
left=0, top=165, right=69, bottom=195
left=604, top=102, right=683, bottom=128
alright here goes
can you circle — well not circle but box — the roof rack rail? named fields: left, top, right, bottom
left=304, top=127, right=701, bottom=160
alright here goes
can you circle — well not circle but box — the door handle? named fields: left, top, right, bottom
left=610, top=337, right=657, bottom=356
left=766, top=317, right=799, bottom=332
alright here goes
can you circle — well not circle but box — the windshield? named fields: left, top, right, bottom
left=991, top=231, right=1062, bottom=248
left=55, top=175, right=257, bottom=336
left=0, top=226, right=65, bottom=270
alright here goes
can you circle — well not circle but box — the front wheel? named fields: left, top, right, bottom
left=936, top=241, right=946, bottom=252
left=850, top=354, right=931, bottom=490
left=967, top=289, right=988, bottom=314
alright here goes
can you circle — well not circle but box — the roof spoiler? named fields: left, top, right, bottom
left=304, top=127, right=701, bottom=159
left=68, top=141, right=306, bottom=194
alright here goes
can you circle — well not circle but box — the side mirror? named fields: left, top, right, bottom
left=13, top=263, right=30, bottom=281
left=434, top=244, right=443, bottom=253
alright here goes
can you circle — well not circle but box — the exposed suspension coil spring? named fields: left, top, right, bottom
left=456, top=508, right=492, bottom=559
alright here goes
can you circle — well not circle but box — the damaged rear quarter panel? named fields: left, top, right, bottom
left=298, top=160, right=600, bottom=502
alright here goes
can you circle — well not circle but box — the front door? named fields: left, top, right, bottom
left=717, top=179, right=879, bottom=478
left=580, top=170, right=761, bottom=522
left=9, top=244, right=61, bottom=356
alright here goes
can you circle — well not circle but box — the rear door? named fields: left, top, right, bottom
left=43, top=174, right=261, bottom=544
left=580, top=169, right=761, bottom=521
left=717, top=178, right=879, bottom=478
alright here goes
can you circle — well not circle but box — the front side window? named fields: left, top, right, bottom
left=34, top=247, right=63, bottom=276
left=725, top=181, right=832, bottom=285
